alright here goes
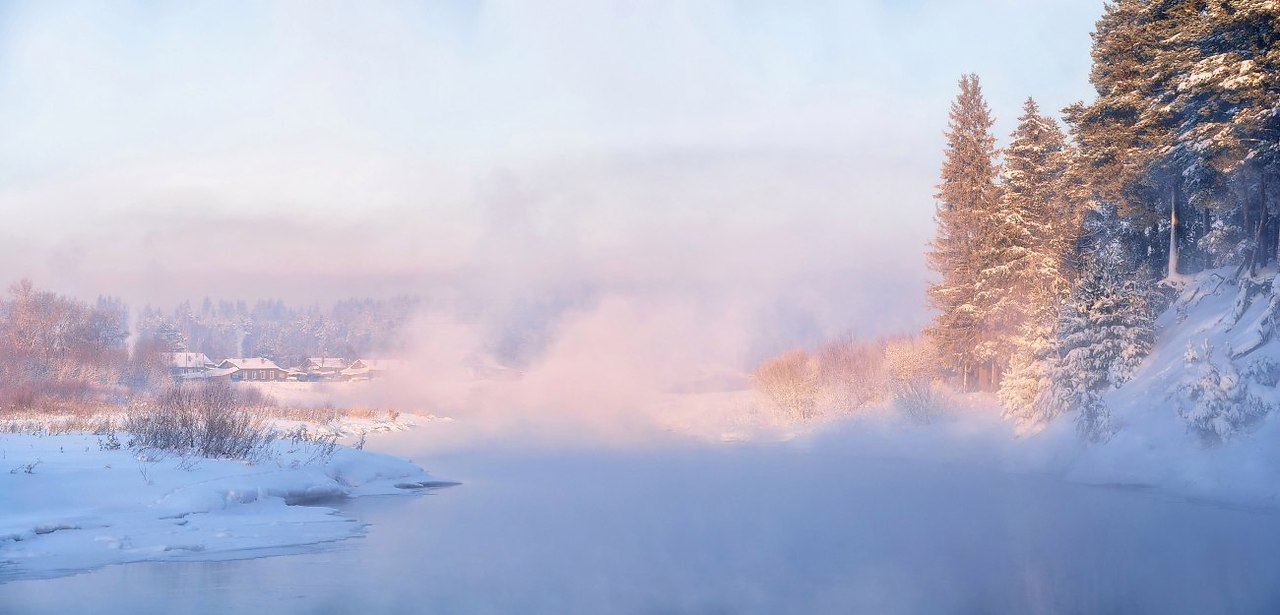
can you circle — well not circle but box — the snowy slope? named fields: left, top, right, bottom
left=1041, top=268, right=1280, bottom=505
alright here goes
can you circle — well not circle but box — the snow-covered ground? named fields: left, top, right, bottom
left=0, top=429, right=454, bottom=582
left=1025, top=268, right=1280, bottom=506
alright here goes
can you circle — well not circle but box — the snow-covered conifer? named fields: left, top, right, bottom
left=993, top=98, right=1074, bottom=422
left=926, top=74, right=1001, bottom=390
left=1176, top=340, right=1269, bottom=445
left=1042, top=226, right=1155, bottom=440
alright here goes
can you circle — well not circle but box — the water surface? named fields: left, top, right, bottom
left=3, top=430, right=1279, bottom=613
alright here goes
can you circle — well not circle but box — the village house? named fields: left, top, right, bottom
left=164, top=352, right=216, bottom=378
left=304, top=357, right=347, bottom=380
left=217, top=358, right=289, bottom=382
left=341, top=358, right=406, bottom=381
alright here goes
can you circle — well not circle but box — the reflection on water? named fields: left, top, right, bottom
left=4, top=430, right=1280, bottom=614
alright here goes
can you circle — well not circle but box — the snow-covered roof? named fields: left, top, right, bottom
left=347, top=359, right=406, bottom=372
left=165, top=352, right=215, bottom=369
left=195, top=367, right=238, bottom=379
left=305, top=357, right=347, bottom=369
left=218, top=358, right=283, bottom=371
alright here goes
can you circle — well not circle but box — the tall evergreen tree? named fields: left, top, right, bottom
left=926, top=74, right=1001, bottom=390
left=1163, top=0, right=1280, bottom=272
left=995, top=98, right=1073, bottom=423
left=1063, top=0, right=1162, bottom=221
left=1066, top=0, right=1189, bottom=278
left=1068, top=0, right=1280, bottom=278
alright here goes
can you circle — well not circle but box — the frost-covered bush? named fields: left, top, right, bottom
left=999, top=320, right=1059, bottom=427
left=884, top=337, right=940, bottom=423
left=752, top=350, right=819, bottom=421
left=125, top=380, right=274, bottom=460
left=1175, top=341, right=1271, bottom=446
left=812, top=337, right=887, bottom=412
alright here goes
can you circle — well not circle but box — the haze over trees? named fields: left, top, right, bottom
left=0, top=279, right=418, bottom=411
left=135, top=296, right=419, bottom=368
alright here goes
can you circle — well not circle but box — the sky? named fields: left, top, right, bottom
left=0, top=0, right=1103, bottom=362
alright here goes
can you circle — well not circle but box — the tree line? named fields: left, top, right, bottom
left=750, top=2, right=1278, bottom=440
left=928, top=0, right=1277, bottom=440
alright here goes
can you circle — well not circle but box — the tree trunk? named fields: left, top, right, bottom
left=1264, top=170, right=1275, bottom=268
left=1168, top=182, right=1179, bottom=278
left=1250, top=213, right=1264, bottom=277
left=1244, top=181, right=1251, bottom=232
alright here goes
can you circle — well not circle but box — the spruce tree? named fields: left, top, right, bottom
left=995, top=98, right=1072, bottom=423
left=1040, top=212, right=1155, bottom=441
left=926, top=74, right=1001, bottom=390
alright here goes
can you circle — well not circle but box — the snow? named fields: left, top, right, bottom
left=658, top=265, right=1280, bottom=509
left=219, top=358, right=283, bottom=370
left=0, top=430, right=454, bottom=582
left=1016, top=267, right=1280, bottom=506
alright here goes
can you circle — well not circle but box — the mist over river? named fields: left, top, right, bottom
left=4, top=426, right=1280, bottom=614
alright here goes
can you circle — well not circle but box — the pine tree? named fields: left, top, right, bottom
left=1063, top=0, right=1161, bottom=220
left=1068, top=1, right=1280, bottom=278
left=926, top=74, right=1001, bottom=390
left=1066, top=0, right=1192, bottom=279
left=1163, top=1, right=1280, bottom=272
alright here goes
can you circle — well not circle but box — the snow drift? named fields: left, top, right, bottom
left=0, top=432, right=452, bottom=582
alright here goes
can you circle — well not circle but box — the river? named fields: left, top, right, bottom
left=3, top=428, right=1280, bottom=614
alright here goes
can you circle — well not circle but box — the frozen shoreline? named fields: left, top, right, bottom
left=0, top=430, right=453, bottom=583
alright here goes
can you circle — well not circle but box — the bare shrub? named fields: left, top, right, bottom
left=884, top=337, right=941, bottom=423
left=813, top=336, right=887, bottom=412
left=124, top=380, right=274, bottom=460
left=233, top=384, right=278, bottom=408
left=752, top=349, right=819, bottom=421
left=282, top=425, right=339, bottom=465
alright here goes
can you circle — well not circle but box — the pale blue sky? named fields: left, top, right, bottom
left=0, top=1, right=1097, bottom=174
left=0, top=0, right=1103, bottom=340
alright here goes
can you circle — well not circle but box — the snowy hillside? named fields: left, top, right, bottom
left=1039, top=268, right=1280, bottom=506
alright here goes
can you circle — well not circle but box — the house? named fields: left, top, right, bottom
left=304, top=357, right=347, bottom=380
left=217, top=358, right=289, bottom=382
left=201, top=366, right=238, bottom=381
left=164, top=352, right=216, bottom=378
left=341, top=358, right=406, bottom=381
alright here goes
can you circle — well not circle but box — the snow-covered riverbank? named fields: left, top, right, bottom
left=0, top=430, right=454, bottom=582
